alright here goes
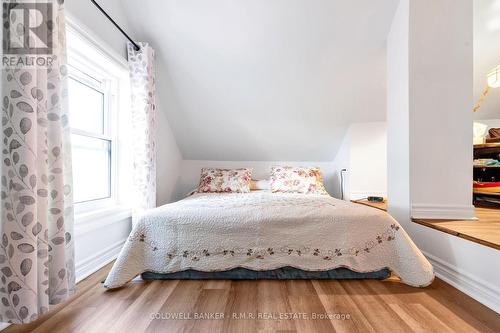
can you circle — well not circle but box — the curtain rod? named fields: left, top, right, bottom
left=90, top=0, right=141, bottom=51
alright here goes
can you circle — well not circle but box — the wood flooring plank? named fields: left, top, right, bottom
left=188, top=288, right=230, bottom=333
left=222, top=281, right=258, bottom=333
left=144, top=280, right=203, bottom=333
left=312, top=280, right=375, bottom=333
left=388, top=303, right=454, bottom=333
left=105, top=281, right=179, bottom=333
left=256, top=281, right=296, bottom=332
left=286, top=281, right=336, bottom=333
left=338, top=280, right=414, bottom=333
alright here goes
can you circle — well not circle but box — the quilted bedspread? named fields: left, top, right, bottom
left=104, top=192, right=434, bottom=288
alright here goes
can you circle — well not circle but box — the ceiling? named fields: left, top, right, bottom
left=474, top=0, right=500, bottom=120
left=121, top=0, right=399, bottom=161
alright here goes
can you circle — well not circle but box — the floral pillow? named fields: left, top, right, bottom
left=269, top=166, right=328, bottom=195
left=197, top=168, right=252, bottom=193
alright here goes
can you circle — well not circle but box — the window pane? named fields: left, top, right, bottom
left=68, top=77, right=105, bottom=134
left=72, top=134, right=111, bottom=203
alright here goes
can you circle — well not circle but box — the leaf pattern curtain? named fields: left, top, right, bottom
left=0, top=1, right=74, bottom=324
left=128, top=42, right=156, bottom=223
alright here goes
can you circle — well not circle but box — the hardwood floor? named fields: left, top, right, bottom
left=413, top=206, right=500, bottom=250
left=3, top=263, right=499, bottom=333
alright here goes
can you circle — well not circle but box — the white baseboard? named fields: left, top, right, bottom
left=424, top=251, right=500, bottom=314
left=412, top=204, right=476, bottom=220
left=75, top=239, right=126, bottom=283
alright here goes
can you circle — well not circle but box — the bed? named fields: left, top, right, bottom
left=104, top=191, right=434, bottom=288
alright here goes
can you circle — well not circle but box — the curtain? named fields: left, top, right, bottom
left=128, top=42, right=156, bottom=224
left=0, top=1, right=74, bottom=324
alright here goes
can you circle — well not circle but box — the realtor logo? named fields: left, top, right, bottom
left=2, top=1, right=55, bottom=68
left=2, top=1, right=53, bottom=54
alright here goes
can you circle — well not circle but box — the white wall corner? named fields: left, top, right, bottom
left=424, top=251, right=500, bottom=314
left=411, top=204, right=476, bottom=220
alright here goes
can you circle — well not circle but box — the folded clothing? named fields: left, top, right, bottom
left=473, top=181, right=500, bottom=193
left=474, top=159, right=500, bottom=166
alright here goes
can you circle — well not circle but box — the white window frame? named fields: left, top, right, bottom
left=68, top=66, right=116, bottom=212
left=66, top=16, right=132, bottom=220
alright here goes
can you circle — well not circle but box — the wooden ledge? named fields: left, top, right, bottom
left=412, top=207, right=500, bottom=251
left=351, top=199, right=387, bottom=211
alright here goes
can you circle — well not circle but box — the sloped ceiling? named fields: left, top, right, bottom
left=121, top=0, right=399, bottom=161
left=474, top=0, right=500, bottom=120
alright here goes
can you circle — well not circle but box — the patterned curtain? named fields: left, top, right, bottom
left=0, top=1, right=74, bottom=324
left=128, top=42, right=156, bottom=223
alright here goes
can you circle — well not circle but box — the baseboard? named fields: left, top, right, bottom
left=424, top=251, right=500, bottom=314
left=412, top=204, right=476, bottom=220
left=75, top=239, right=126, bottom=283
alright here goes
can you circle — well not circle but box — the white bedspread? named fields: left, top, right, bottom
left=104, top=192, right=434, bottom=288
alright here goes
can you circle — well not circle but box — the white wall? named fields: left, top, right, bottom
left=175, top=160, right=336, bottom=201
left=474, top=0, right=500, bottom=120
left=387, top=0, right=410, bottom=224
left=349, top=122, right=387, bottom=200
left=155, top=97, right=182, bottom=206
left=331, top=131, right=350, bottom=199
left=74, top=210, right=131, bottom=281
left=409, top=223, right=500, bottom=313
left=66, top=1, right=132, bottom=59
left=388, top=0, right=500, bottom=313
left=119, top=0, right=399, bottom=162
left=175, top=122, right=388, bottom=202
left=176, top=122, right=388, bottom=202
left=332, top=122, right=388, bottom=200
left=409, top=0, right=474, bottom=220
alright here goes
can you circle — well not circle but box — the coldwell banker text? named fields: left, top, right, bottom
left=2, top=1, right=55, bottom=68
left=149, top=312, right=351, bottom=321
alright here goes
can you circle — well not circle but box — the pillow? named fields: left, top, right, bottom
left=250, top=179, right=270, bottom=191
left=197, top=168, right=252, bottom=193
left=269, top=166, right=328, bottom=195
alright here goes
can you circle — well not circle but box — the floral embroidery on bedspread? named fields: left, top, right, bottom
left=129, top=224, right=401, bottom=262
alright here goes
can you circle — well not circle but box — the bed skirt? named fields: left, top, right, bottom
left=141, top=267, right=391, bottom=280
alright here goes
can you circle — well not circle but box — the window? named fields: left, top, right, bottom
left=66, top=21, right=132, bottom=215
left=69, top=68, right=112, bottom=204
